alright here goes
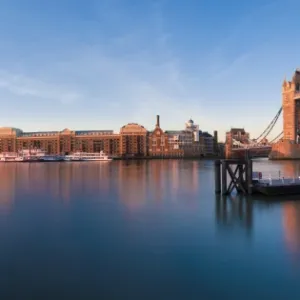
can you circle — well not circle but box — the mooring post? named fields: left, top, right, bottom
left=214, top=160, right=221, bottom=194
left=237, top=164, right=244, bottom=193
left=247, top=159, right=253, bottom=194
left=221, top=160, right=227, bottom=195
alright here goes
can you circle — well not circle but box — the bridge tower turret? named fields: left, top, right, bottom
left=225, top=132, right=233, bottom=159
left=282, top=69, right=300, bottom=142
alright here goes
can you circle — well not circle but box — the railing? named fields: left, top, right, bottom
left=254, top=169, right=300, bottom=186
left=231, top=138, right=271, bottom=149
left=257, top=177, right=300, bottom=186
left=256, top=170, right=292, bottom=179
left=231, top=145, right=271, bottom=150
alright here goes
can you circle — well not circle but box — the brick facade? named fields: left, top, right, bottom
left=0, top=115, right=217, bottom=158
left=120, top=123, right=148, bottom=157
left=282, top=70, right=300, bottom=142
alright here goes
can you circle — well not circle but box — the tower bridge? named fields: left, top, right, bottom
left=226, top=69, right=300, bottom=159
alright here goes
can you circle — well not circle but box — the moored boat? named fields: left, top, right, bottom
left=0, top=152, right=18, bottom=162
left=64, top=151, right=112, bottom=161
left=252, top=171, right=300, bottom=196
left=17, top=149, right=46, bottom=162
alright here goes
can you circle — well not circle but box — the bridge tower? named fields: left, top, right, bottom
left=282, top=69, right=300, bottom=142
left=225, top=136, right=232, bottom=158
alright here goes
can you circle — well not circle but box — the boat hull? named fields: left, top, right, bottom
left=254, top=182, right=300, bottom=196
left=80, top=159, right=112, bottom=161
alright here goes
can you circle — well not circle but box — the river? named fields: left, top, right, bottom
left=0, top=159, right=300, bottom=299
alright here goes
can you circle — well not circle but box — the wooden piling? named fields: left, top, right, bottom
left=237, top=164, right=244, bottom=193
left=247, top=160, right=253, bottom=194
left=221, top=160, right=228, bottom=195
left=214, top=160, right=221, bottom=194
left=216, top=159, right=253, bottom=195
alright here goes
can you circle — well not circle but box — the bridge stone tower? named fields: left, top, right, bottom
left=282, top=69, right=300, bottom=142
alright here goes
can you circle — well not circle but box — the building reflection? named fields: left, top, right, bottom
left=282, top=162, right=299, bottom=178
left=0, top=164, right=17, bottom=214
left=169, top=160, right=199, bottom=199
left=116, top=160, right=200, bottom=211
left=0, top=160, right=202, bottom=214
left=116, top=160, right=148, bottom=211
left=215, top=195, right=253, bottom=234
left=0, top=162, right=112, bottom=208
left=152, top=160, right=164, bottom=203
left=283, top=202, right=300, bottom=255
left=171, top=160, right=179, bottom=197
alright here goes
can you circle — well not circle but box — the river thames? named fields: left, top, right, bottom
left=1, top=159, right=300, bottom=299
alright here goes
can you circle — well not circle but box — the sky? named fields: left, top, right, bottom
left=0, top=0, right=299, bottom=141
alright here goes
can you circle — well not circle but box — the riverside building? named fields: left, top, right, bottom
left=0, top=116, right=218, bottom=158
left=148, top=115, right=217, bottom=158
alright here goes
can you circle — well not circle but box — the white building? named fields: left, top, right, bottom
left=164, top=118, right=217, bottom=156
left=185, top=119, right=200, bottom=142
left=165, top=130, right=193, bottom=150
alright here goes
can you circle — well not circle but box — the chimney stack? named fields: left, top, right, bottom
left=156, top=115, right=160, bottom=127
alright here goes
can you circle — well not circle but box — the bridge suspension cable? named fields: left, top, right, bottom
left=269, top=131, right=283, bottom=144
left=254, top=107, right=282, bottom=142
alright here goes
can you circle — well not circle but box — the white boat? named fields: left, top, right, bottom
left=64, top=151, right=112, bottom=161
left=0, top=152, right=18, bottom=162
left=13, top=149, right=45, bottom=162
left=64, top=156, right=81, bottom=161
left=15, top=149, right=62, bottom=162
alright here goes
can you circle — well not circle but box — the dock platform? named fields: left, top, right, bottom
left=214, top=158, right=300, bottom=196
left=252, top=178, right=300, bottom=196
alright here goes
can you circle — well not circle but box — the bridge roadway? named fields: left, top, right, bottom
left=230, top=146, right=272, bottom=158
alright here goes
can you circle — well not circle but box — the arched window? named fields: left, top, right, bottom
left=296, top=83, right=300, bottom=91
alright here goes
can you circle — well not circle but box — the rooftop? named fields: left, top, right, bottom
left=199, top=131, right=213, bottom=138
left=20, top=129, right=114, bottom=137
left=75, top=130, right=113, bottom=135
left=165, top=130, right=184, bottom=134
left=230, top=128, right=246, bottom=134
left=22, top=131, right=59, bottom=137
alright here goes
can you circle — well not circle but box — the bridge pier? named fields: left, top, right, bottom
left=215, top=159, right=253, bottom=195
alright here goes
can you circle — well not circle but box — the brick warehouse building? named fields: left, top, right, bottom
left=0, top=116, right=218, bottom=158
left=120, top=123, right=148, bottom=157
left=148, top=115, right=184, bottom=157
left=0, top=127, right=121, bottom=156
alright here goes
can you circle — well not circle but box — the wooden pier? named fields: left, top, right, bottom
left=215, top=159, right=253, bottom=195
left=215, top=158, right=300, bottom=196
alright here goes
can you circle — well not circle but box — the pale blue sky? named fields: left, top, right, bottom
left=0, top=0, right=299, bottom=141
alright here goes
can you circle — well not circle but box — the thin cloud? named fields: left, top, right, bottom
left=208, top=0, right=282, bottom=79
left=0, top=70, right=82, bottom=104
left=0, top=0, right=207, bottom=132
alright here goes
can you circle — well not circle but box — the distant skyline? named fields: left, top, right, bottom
left=0, top=0, right=299, bottom=140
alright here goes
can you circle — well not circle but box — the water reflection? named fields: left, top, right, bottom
left=0, top=160, right=202, bottom=215
left=2, top=159, right=300, bottom=298
left=215, top=195, right=253, bottom=234
left=283, top=202, right=300, bottom=254
left=116, top=160, right=148, bottom=211
left=282, top=163, right=300, bottom=179
left=253, top=158, right=300, bottom=179
left=0, top=162, right=114, bottom=210
left=0, top=164, right=17, bottom=214
left=116, top=160, right=200, bottom=210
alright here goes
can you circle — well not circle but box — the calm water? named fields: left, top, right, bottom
left=1, top=159, right=300, bottom=299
